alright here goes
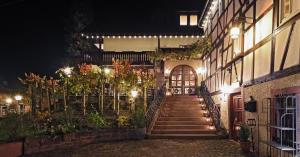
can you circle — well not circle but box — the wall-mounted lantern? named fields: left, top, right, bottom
left=244, top=96, right=257, bottom=112
left=230, top=16, right=253, bottom=39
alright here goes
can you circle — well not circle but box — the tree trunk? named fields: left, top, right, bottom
left=113, top=87, right=116, bottom=111
left=63, top=87, right=67, bottom=112
left=143, top=87, right=147, bottom=113
left=117, top=92, right=120, bottom=115
left=98, top=89, right=101, bottom=113
left=83, top=89, right=86, bottom=115
left=46, top=88, right=50, bottom=112
left=40, top=85, right=43, bottom=111
left=101, top=84, right=104, bottom=114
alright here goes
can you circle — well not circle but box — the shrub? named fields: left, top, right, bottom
left=239, top=123, right=250, bottom=142
left=131, top=108, right=145, bottom=128
left=116, top=115, right=129, bottom=128
left=87, top=112, right=107, bottom=129
left=0, top=113, right=32, bottom=142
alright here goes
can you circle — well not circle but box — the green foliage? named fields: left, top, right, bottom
left=87, top=112, right=107, bottom=129
left=30, top=112, right=76, bottom=137
left=131, top=108, right=145, bottom=128
left=148, top=37, right=212, bottom=60
left=239, top=123, right=250, bottom=142
left=116, top=115, right=129, bottom=128
left=0, top=113, right=32, bottom=142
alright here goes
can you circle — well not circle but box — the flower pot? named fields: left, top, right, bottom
left=240, top=141, right=250, bottom=153
left=0, top=141, right=23, bottom=157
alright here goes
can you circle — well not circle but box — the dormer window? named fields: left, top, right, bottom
left=180, top=15, right=188, bottom=26
left=190, top=15, right=198, bottom=26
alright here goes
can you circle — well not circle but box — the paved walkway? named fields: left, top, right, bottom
left=29, top=139, right=250, bottom=157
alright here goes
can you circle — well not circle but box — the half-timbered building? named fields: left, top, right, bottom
left=199, top=0, right=300, bottom=156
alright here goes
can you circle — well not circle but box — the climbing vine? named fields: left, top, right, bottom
left=148, top=37, right=212, bottom=60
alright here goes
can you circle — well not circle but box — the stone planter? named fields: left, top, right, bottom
left=0, top=141, right=23, bottom=157
left=240, top=141, right=250, bottom=153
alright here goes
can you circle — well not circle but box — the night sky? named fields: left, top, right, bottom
left=0, top=0, right=206, bottom=88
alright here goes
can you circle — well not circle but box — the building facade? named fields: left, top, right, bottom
left=200, top=0, right=300, bottom=156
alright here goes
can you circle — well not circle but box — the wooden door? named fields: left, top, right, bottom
left=230, top=94, right=244, bottom=141
left=170, top=65, right=196, bottom=95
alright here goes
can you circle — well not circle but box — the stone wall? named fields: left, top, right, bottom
left=25, top=128, right=145, bottom=155
left=242, top=73, right=300, bottom=156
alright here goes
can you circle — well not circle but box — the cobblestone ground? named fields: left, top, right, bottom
left=28, top=139, right=251, bottom=157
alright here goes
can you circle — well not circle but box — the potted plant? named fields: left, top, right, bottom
left=131, top=108, right=146, bottom=140
left=239, top=123, right=250, bottom=153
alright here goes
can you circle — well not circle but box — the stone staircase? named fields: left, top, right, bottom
left=148, top=95, right=219, bottom=139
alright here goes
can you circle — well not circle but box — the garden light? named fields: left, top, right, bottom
left=5, top=98, right=13, bottom=104
left=131, top=90, right=138, bottom=98
left=14, top=95, right=23, bottom=101
left=104, top=68, right=111, bottom=75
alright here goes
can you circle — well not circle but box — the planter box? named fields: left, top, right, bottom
left=25, top=128, right=145, bottom=155
left=0, top=141, right=23, bottom=157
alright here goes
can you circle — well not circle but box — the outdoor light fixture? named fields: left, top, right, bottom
left=230, top=26, right=240, bottom=39
left=104, top=68, right=111, bottom=75
left=63, top=67, right=72, bottom=77
left=5, top=98, right=13, bottom=105
left=165, top=69, right=171, bottom=76
left=196, top=67, right=206, bottom=75
left=230, top=16, right=253, bottom=39
left=15, top=95, right=23, bottom=101
left=131, top=90, right=138, bottom=98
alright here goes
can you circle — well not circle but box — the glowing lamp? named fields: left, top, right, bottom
left=6, top=98, right=13, bottom=104
left=15, top=95, right=23, bottom=101
left=230, top=27, right=240, bottom=39
left=63, top=67, right=72, bottom=77
left=131, top=90, right=138, bottom=98
left=104, top=68, right=111, bottom=75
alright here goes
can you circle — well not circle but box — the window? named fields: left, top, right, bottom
left=190, top=15, right=198, bottom=26
left=281, top=0, right=292, bottom=20
left=180, top=15, right=188, bottom=26
left=270, top=95, right=298, bottom=154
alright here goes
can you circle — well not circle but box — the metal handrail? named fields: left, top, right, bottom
left=200, top=81, right=222, bottom=131
left=145, top=85, right=166, bottom=131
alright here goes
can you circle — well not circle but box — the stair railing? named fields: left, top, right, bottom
left=200, top=81, right=222, bottom=131
left=145, top=84, right=166, bottom=133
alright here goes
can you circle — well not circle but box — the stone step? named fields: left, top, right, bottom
left=159, top=114, right=207, bottom=117
left=158, top=117, right=208, bottom=121
left=147, top=134, right=220, bottom=139
left=153, top=125, right=209, bottom=130
left=155, top=120, right=212, bottom=125
left=151, top=129, right=216, bottom=134
left=162, top=109, right=206, bottom=112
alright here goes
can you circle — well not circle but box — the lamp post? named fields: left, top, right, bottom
left=130, top=89, right=138, bottom=112
left=14, top=95, right=23, bottom=114
left=63, top=67, right=72, bottom=111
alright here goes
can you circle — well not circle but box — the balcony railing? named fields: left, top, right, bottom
left=71, top=51, right=154, bottom=66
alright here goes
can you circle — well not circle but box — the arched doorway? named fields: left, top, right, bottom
left=170, top=65, right=197, bottom=95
